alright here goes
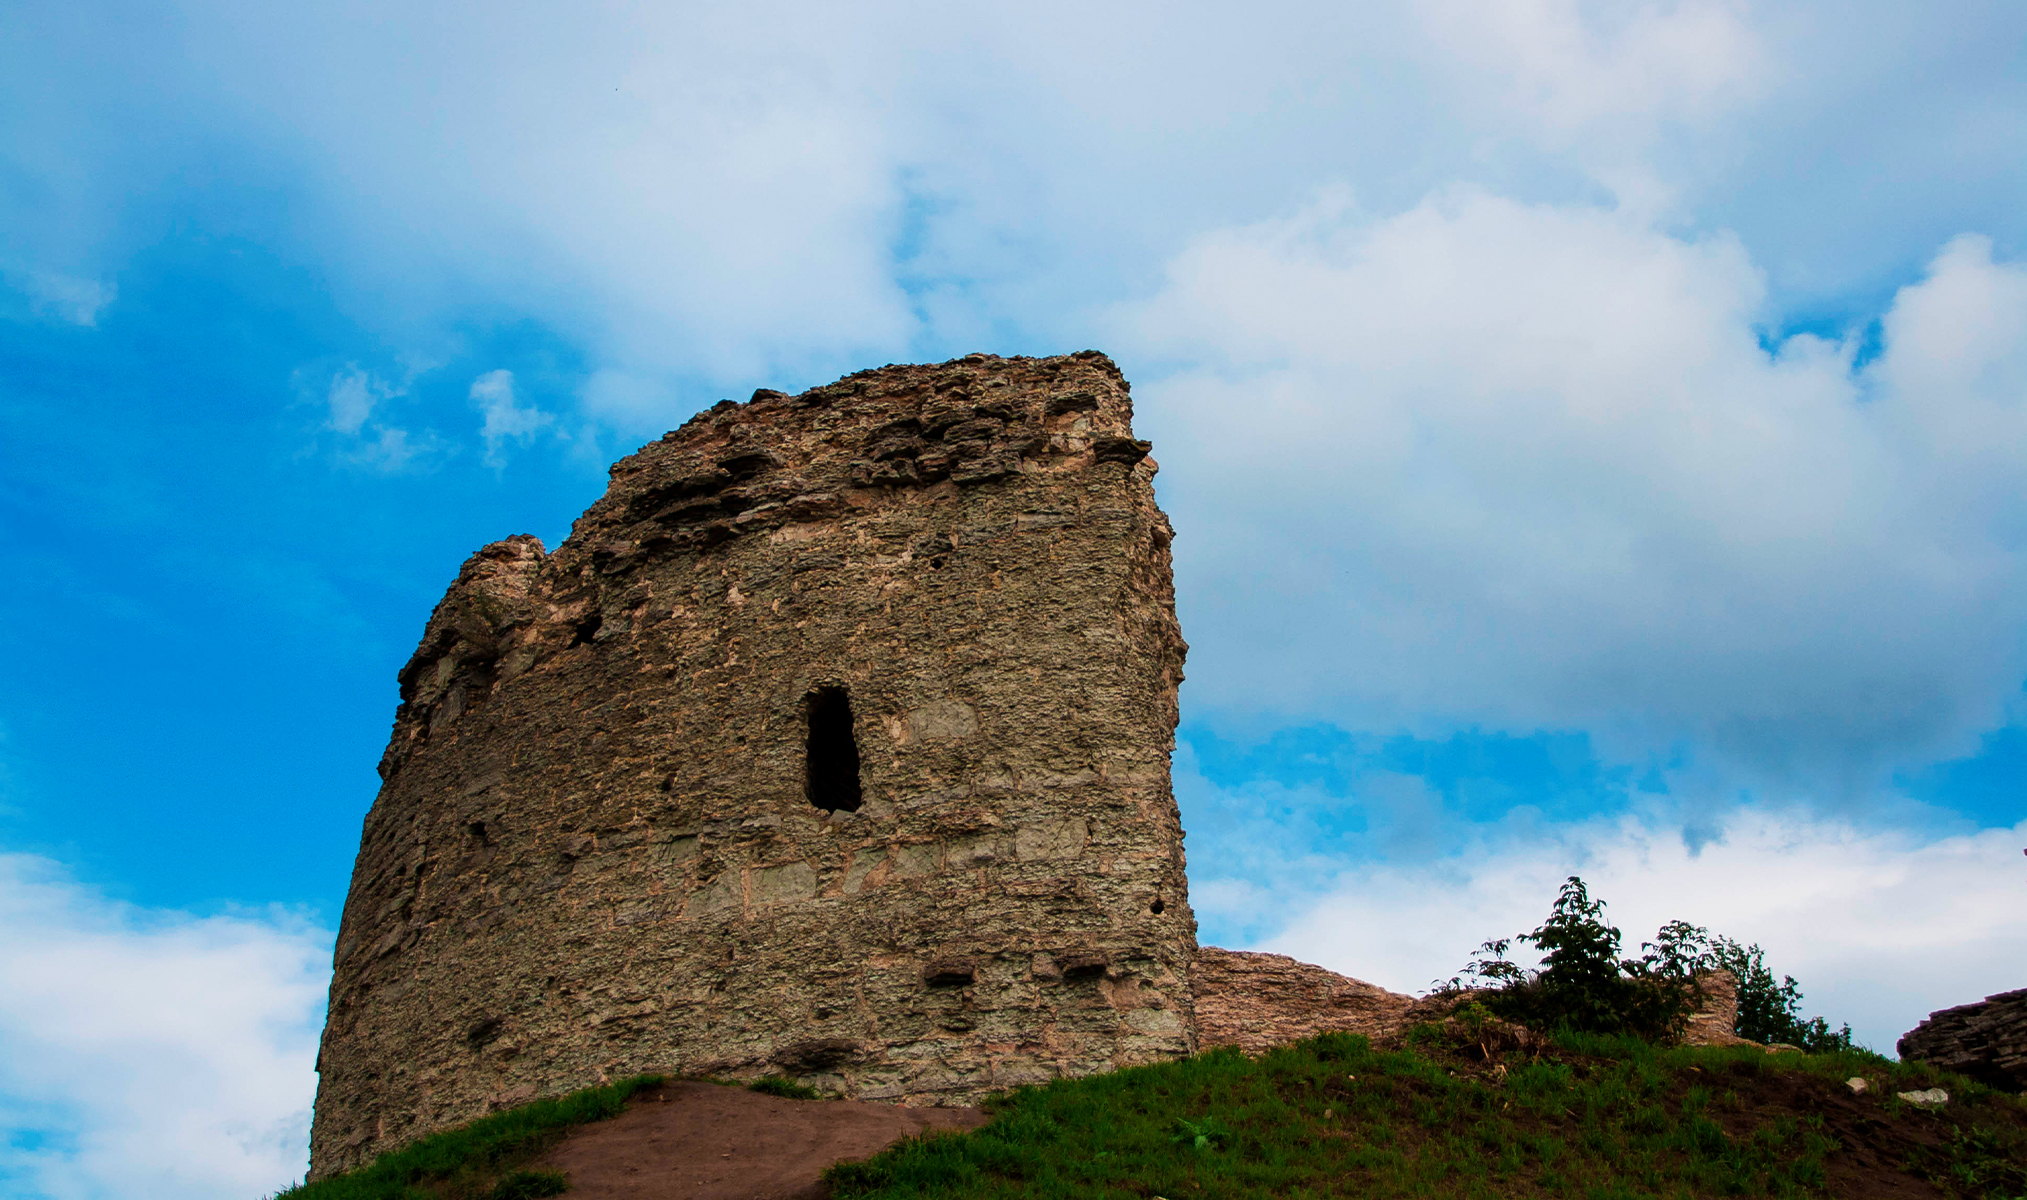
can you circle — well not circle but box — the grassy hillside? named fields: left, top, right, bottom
left=272, top=1074, right=664, bottom=1200
left=276, top=1032, right=2027, bottom=1200
left=828, top=1032, right=2027, bottom=1199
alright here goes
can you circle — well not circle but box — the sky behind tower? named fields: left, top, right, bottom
left=2, top=2, right=2025, bottom=1195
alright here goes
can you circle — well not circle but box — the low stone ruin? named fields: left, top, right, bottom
left=1191, top=950, right=1743, bottom=1054
left=1899, top=988, right=2027, bottom=1092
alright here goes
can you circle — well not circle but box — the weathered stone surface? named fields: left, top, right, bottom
left=309, top=352, right=1197, bottom=1177
left=1899, top=988, right=2027, bottom=1092
left=1681, top=969, right=1748, bottom=1048
left=1191, top=948, right=1421, bottom=1053
left=1192, top=950, right=1745, bottom=1055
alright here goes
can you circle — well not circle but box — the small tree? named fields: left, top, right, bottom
left=1444, top=877, right=1709, bottom=1041
left=1709, top=936, right=1854, bottom=1051
left=1443, top=877, right=1853, bottom=1049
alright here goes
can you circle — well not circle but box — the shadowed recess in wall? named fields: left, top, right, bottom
left=807, top=687, right=863, bottom=813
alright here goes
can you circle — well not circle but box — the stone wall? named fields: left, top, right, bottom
left=1191, top=949, right=1421, bottom=1053
left=1191, top=950, right=1745, bottom=1054
left=1899, top=988, right=2027, bottom=1092
left=309, top=352, right=1198, bottom=1177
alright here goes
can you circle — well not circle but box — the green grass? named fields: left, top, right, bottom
left=825, top=1033, right=2027, bottom=1199
left=270, top=1037, right=2027, bottom=1200
left=749, top=1074, right=823, bottom=1100
left=272, top=1075, right=663, bottom=1200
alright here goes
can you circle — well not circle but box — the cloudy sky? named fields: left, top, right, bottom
left=3, top=1, right=2025, bottom=1195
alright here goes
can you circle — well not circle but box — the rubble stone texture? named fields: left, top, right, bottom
left=1192, top=951, right=1743, bottom=1053
left=309, top=352, right=1197, bottom=1177
left=1681, top=969, right=1746, bottom=1048
left=1899, top=988, right=2027, bottom=1093
left=1192, top=949, right=1423, bottom=1053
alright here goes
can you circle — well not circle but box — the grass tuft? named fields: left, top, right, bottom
left=749, top=1075, right=822, bottom=1100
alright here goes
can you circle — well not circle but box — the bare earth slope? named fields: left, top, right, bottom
left=531, top=1081, right=984, bottom=1200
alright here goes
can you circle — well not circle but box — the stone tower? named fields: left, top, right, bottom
left=309, top=351, right=1197, bottom=1177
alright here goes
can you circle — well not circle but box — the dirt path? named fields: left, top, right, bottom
left=532, top=1081, right=988, bottom=1200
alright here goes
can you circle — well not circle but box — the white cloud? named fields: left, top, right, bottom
left=1123, top=192, right=2027, bottom=790
left=340, top=426, right=441, bottom=474
left=1248, top=809, right=2027, bottom=1055
left=311, top=366, right=443, bottom=473
left=0, top=261, right=116, bottom=326
left=323, top=366, right=384, bottom=436
left=1415, top=0, right=1765, bottom=143
left=0, top=854, right=329, bottom=1200
left=7, top=0, right=2025, bottom=404
left=18, top=270, right=116, bottom=327
left=469, top=368, right=554, bottom=467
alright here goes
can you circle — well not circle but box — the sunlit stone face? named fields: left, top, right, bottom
left=308, top=352, right=1196, bottom=1177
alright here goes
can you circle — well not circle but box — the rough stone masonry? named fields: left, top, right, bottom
left=309, top=352, right=1199, bottom=1176
left=1899, top=988, right=2027, bottom=1093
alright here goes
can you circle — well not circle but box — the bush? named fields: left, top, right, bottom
left=1444, top=876, right=1708, bottom=1041
left=1444, top=876, right=1853, bottom=1048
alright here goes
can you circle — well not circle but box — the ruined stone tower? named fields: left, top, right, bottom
left=309, top=351, right=1197, bottom=1176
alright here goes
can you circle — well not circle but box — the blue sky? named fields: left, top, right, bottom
left=3, top=1, right=2026, bottom=1195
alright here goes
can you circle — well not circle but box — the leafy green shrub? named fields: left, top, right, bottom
left=749, top=1074, right=821, bottom=1099
left=1444, top=876, right=1854, bottom=1048
left=1444, top=876, right=1707, bottom=1040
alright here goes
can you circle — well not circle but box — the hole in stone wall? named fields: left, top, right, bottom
left=569, top=612, right=603, bottom=647
left=1150, top=898, right=1166, bottom=914
left=805, top=687, right=863, bottom=813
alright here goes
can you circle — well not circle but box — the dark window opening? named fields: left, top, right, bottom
left=1150, top=898, right=1166, bottom=914
left=806, top=687, right=863, bottom=813
left=569, top=612, right=603, bottom=647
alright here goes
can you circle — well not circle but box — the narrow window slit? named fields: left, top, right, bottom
left=806, top=686, right=862, bottom=813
